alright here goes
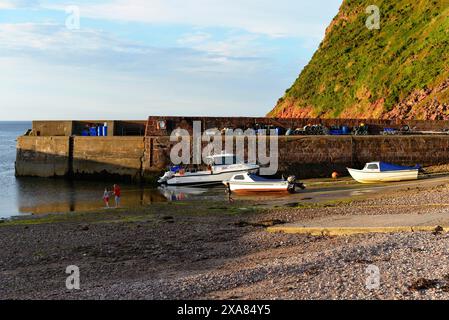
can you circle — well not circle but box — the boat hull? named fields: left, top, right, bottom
left=229, top=182, right=290, bottom=193
left=165, top=169, right=258, bottom=186
left=347, top=168, right=419, bottom=184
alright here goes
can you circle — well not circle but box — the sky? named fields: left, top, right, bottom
left=0, top=0, right=342, bottom=120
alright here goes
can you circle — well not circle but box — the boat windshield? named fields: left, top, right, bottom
left=212, top=156, right=240, bottom=165
left=366, top=163, right=379, bottom=170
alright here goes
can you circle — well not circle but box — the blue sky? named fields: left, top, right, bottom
left=0, top=0, right=342, bottom=120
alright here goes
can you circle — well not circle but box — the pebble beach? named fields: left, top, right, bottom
left=2, top=179, right=449, bottom=300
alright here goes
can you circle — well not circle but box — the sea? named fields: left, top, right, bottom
left=0, top=121, right=224, bottom=219
left=0, top=121, right=30, bottom=218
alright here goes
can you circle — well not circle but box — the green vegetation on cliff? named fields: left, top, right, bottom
left=270, top=0, right=449, bottom=119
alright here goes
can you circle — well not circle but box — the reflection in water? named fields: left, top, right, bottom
left=158, top=186, right=210, bottom=201
left=15, top=177, right=226, bottom=216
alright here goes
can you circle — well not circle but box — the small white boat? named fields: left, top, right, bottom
left=347, top=162, right=420, bottom=184
left=158, top=154, right=260, bottom=186
left=225, top=173, right=300, bottom=193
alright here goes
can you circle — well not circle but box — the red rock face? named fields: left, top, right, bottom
left=273, top=104, right=315, bottom=119
left=381, top=79, right=449, bottom=120
left=271, top=78, right=449, bottom=120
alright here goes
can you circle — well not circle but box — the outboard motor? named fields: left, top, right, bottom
left=296, top=182, right=306, bottom=190
left=287, top=175, right=296, bottom=184
left=287, top=176, right=296, bottom=194
left=158, top=171, right=175, bottom=184
left=286, top=175, right=306, bottom=194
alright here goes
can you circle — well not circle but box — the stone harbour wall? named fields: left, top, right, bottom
left=15, top=135, right=449, bottom=181
left=15, top=136, right=70, bottom=177
left=72, top=137, right=146, bottom=180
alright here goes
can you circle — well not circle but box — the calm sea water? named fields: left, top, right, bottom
left=0, top=122, right=224, bottom=219
left=0, top=121, right=31, bottom=218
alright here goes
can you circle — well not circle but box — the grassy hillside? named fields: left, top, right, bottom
left=269, top=0, right=449, bottom=119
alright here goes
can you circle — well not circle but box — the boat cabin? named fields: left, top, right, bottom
left=206, top=154, right=243, bottom=166
left=230, top=172, right=254, bottom=182
left=363, top=162, right=382, bottom=172
left=362, top=162, right=420, bottom=173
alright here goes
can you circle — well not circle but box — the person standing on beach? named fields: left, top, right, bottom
left=103, top=188, right=111, bottom=208
left=113, top=184, right=121, bottom=208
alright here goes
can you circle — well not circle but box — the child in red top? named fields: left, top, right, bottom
left=113, top=184, right=121, bottom=208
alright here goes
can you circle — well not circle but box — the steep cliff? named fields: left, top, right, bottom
left=269, top=0, right=449, bottom=120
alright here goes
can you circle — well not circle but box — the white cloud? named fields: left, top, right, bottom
left=44, top=0, right=340, bottom=39
left=0, top=1, right=17, bottom=9
left=177, top=31, right=212, bottom=46
left=177, top=31, right=263, bottom=60
left=0, top=0, right=38, bottom=9
left=0, top=22, right=133, bottom=52
left=0, top=22, right=269, bottom=76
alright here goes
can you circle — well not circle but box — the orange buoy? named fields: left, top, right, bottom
left=332, top=171, right=339, bottom=179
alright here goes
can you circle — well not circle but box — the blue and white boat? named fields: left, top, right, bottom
left=348, top=162, right=421, bottom=184
left=158, top=154, right=260, bottom=186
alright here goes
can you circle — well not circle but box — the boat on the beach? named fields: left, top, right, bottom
left=225, top=173, right=302, bottom=193
left=347, top=162, right=420, bottom=184
left=158, top=154, right=260, bottom=186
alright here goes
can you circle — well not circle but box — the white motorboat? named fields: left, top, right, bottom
left=347, top=162, right=420, bottom=184
left=158, top=154, right=260, bottom=186
left=225, top=173, right=301, bottom=193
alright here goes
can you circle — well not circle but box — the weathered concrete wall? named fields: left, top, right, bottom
left=352, top=136, right=449, bottom=166
left=16, top=136, right=70, bottom=177
left=32, top=121, right=73, bottom=137
left=280, top=136, right=449, bottom=177
left=16, top=136, right=145, bottom=180
left=276, top=136, right=449, bottom=178
left=72, top=137, right=145, bottom=180
left=16, top=135, right=449, bottom=181
left=276, top=136, right=354, bottom=177
left=143, top=135, right=449, bottom=178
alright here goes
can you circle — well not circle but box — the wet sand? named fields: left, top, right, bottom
left=2, top=175, right=449, bottom=299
